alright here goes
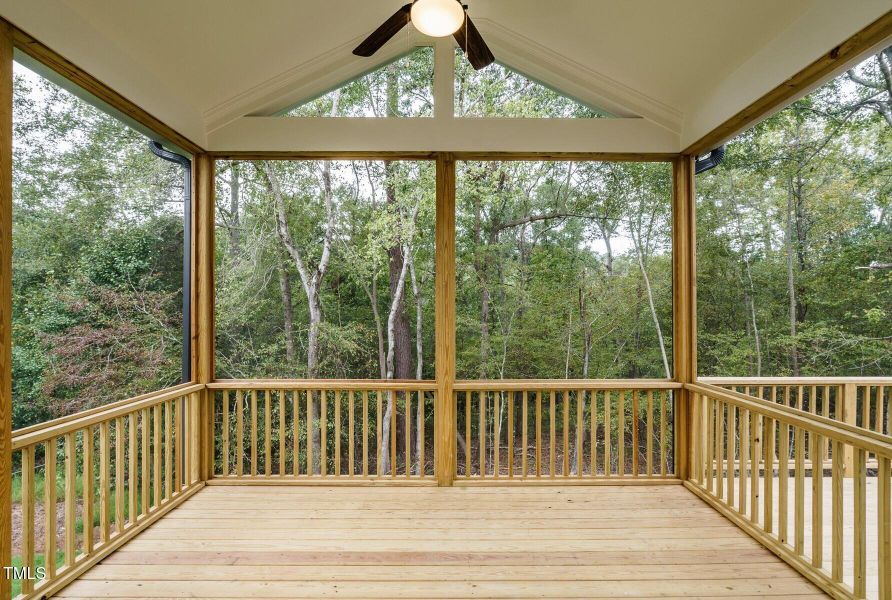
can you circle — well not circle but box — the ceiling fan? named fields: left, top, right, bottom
left=353, top=0, right=495, bottom=70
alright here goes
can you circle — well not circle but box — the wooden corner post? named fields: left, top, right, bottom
left=672, top=155, right=696, bottom=481
left=0, top=20, right=12, bottom=599
left=435, top=153, right=456, bottom=486
left=192, top=154, right=215, bottom=481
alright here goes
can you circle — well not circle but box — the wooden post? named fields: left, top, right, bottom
left=434, top=153, right=456, bottom=486
left=843, top=383, right=857, bottom=477
left=0, top=20, right=12, bottom=600
left=672, top=155, right=696, bottom=481
left=192, top=154, right=215, bottom=481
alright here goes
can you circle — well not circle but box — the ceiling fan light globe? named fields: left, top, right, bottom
left=411, top=0, right=465, bottom=37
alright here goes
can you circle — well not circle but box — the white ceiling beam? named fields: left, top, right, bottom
left=206, top=116, right=679, bottom=153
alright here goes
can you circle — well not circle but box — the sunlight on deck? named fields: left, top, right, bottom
left=55, top=485, right=827, bottom=599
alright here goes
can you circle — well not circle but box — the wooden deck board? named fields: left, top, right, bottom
left=57, top=485, right=829, bottom=599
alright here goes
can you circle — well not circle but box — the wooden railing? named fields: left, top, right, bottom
left=10, top=383, right=204, bottom=600
left=453, top=380, right=679, bottom=482
left=701, top=377, right=892, bottom=434
left=687, top=382, right=892, bottom=600
left=208, top=381, right=437, bottom=482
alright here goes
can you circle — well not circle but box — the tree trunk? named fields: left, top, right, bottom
left=632, top=233, right=671, bottom=378
left=409, top=255, right=425, bottom=474
left=785, top=179, right=800, bottom=376
left=365, top=280, right=386, bottom=378
left=278, top=258, right=296, bottom=367
left=229, top=161, right=241, bottom=263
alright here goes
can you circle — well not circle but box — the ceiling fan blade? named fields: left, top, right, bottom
left=453, top=15, right=495, bottom=70
left=353, top=3, right=412, bottom=57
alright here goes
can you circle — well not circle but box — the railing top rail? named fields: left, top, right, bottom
left=699, top=376, right=892, bottom=385
left=687, top=382, right=892, bottom=459
left=454, top=379, right=681, bottom=391
left=208, top=379, right=438, bottom=391
left=12, top=381, right=200, bottom=438
left=12, top=383, right=204, bottom=451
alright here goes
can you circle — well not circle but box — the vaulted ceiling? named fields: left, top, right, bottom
left=1, top=0, right=889, bottom=151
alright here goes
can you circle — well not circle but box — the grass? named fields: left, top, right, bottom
left=10, top=550, right=65, bottom=598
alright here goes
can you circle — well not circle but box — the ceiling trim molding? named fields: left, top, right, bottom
left=203, top=32, right=429, bottom=133
left=471, top=19, right=682, bottom=133
left=202, top=18, right=684, bottom=136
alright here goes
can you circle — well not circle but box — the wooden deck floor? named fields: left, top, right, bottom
left=56, top=484, right=828, bottom=599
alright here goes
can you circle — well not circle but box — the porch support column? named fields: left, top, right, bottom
left=435, top=153, right=456, bottom=486
left=672, top=155, right=696, bottom=481
left=0, top=20, right=12, bottom=599
left=192, top=154, right=215, bottom=481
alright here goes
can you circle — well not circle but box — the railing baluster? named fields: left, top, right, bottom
left=363, top=390, right=369, bottom=476
left=388, top=390, right=395, bottom=478
left=479, top=390, right=486, bottom=477
left=646, top=390, right=653, bottom=477
left=590, top=391, right=597, bottom=477
left=751, top=412, right=761, bottom=524
left=618, top=390, right=626, bottom=477
left=549, top=391, right=556, bottom=477
left=376, top=391, right=382, bottom=477
left=508, top=390, right=514, bottom=478
left=726, top=404, right=735, bottom=506
left=536, top=391, right=542, bottom=477
left=715, top=400, right=724, bottom=501
left=279, top=389, right=286, bottom=476
left=405, top=389, right=411, bottom=478
left=250, top=390, right=258, bottom=476
left=64, top=431, right=77, bottom=566
left=604, top=391, right=611, bottom=476
left=763, top=416, right=775, bottom=534
left=128, top=413, right=137, bottom=523
left=631, top=390, right=639, bottom=477
left=348, top=390, right=355, bottom=477
left=21, top=445, right=35, bottom=595
left=100, top=421, right=110, bottom=543
left=335, top=389, right=341, bottom=476
left=308, top=391, right=315, bottom=476
left=562, top=390, right=569, bottom=477
left=464, top=391, right=471, bottom=476
left=294, top=390, right=301, bottom=476
left=44, top=437, right=57, bottom=579
left=878, top=455, right=891, bottom=599
left=706, top=396, right=714, bottom=494
left=82, top=427, right=93, bottom=555
left=794, top=425, right=805, bottom=553
left=831, top=440, right=843, bottom=583
left=141, top=409, right=149, bottom=512
left=152, top=404, right=160, bottom=507
left=419, top=391, right=425, bottom=477
left=115, top=416, right=125, bottom=533
left=522, top=390, right=529, bottom=477
left=322, top=390, right=329, bottom=477
left=811, top=431, right=823, bottom=568
left=778, top=420, right=789, bottom=544
left=492, top=391, right=502, bottom=479
left=221, top=391, right=229, bottom=476
left=660, top=390, right=667, bottom=476
left=739, top=408, right=749, bottom=515
left=854, top=447, right=867, bottom=598
left=164, top=402, right=172, bottom=499
left=264, top=390, right=272, bottom=476
left=175, top=398, right=183, bottom=492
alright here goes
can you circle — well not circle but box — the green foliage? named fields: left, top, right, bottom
left=696, top=48, right=892, bottom=376
left=12, top=62, right=185, bottom=427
